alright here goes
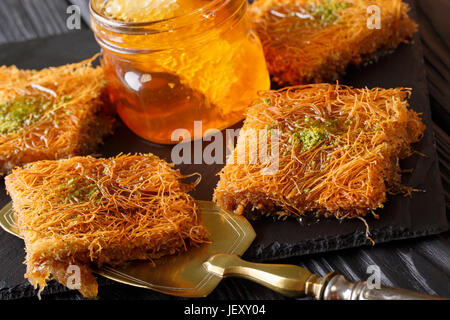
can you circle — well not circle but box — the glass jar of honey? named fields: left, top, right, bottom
left=90, top=0, right=270, bottom=144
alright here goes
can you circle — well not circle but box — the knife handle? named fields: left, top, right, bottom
left=204, top=253, right=316, bottom=297
left=320, top=274, right=447, bottom=300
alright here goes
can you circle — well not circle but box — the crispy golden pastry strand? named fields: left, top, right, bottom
left=249, top=0, right=417, bottom=85
left=0, top=57, right=115, bottom=175
left=214, top=83, right=426, bottom=219
left=5, top=154, right=209, bottom=298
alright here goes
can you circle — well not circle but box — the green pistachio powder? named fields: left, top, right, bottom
left=57, top=153, right=159, bottom=207
left=263, top=99, right=353, bottom=167
left=289, top=116, right=344, bottom=154
left=0, top=96, right=50, bottom=134
left=0, top=94, right=73, bottom=135
left=57, top=175, right=101, bottom=206
left=308, top=0, right=350, bottom=25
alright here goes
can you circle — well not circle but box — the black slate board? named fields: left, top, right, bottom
left=0, top=7, right=447, bottom=297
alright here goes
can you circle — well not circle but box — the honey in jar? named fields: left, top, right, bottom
left=90, top=0, right=270, bottom=144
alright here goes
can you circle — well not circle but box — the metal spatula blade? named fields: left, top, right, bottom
left=96, top=201, right=255, bottom=297
left=0, top=201, right=446, bottom=300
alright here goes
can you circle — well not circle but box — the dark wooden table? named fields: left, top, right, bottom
left=0, top=0, right=449, bottom=300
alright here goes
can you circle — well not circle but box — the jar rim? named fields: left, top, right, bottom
left=89, top=0, right=234, bottom=31
left=90, top=0, right=248, bottom=53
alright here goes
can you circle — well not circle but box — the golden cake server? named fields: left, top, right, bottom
left=0, top=201, right=446, bottom=300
